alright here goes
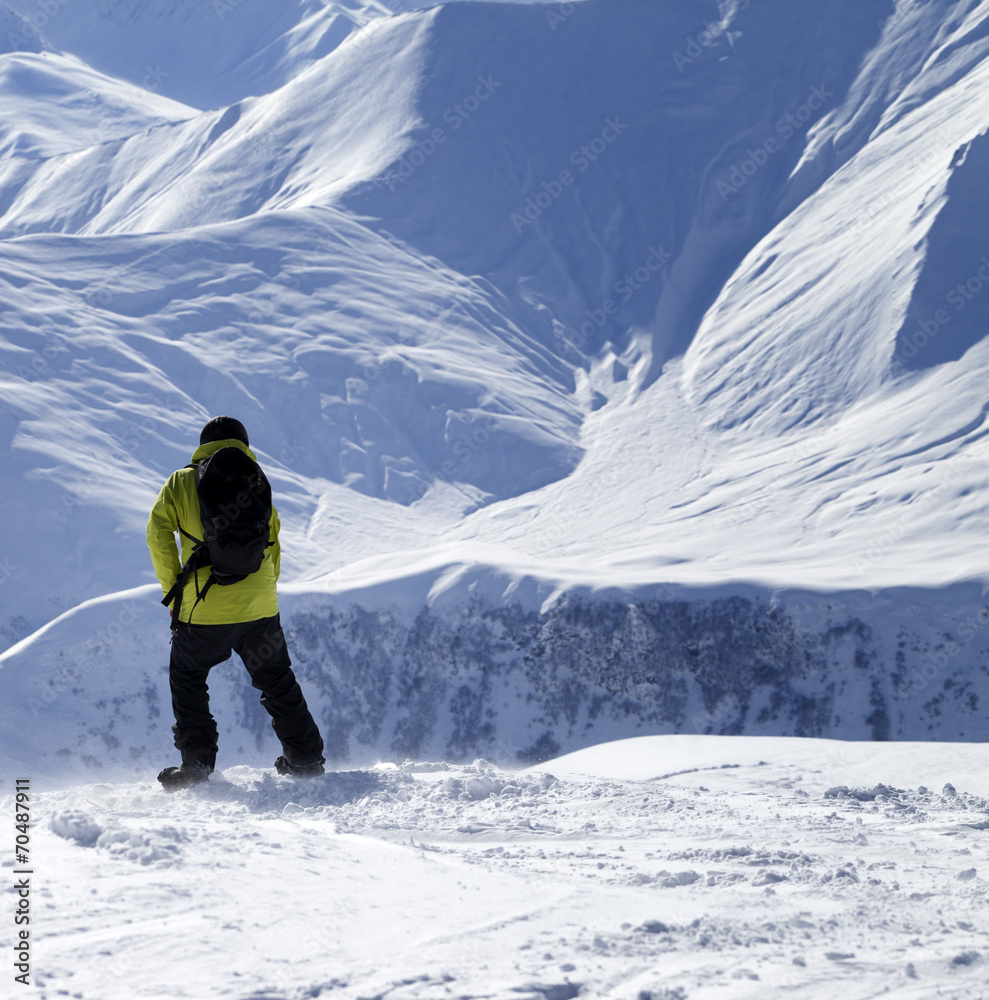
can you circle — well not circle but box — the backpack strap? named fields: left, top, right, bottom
left=186, top=575, right=218, bottom=622
left=161, top=524, right=213, bottom=627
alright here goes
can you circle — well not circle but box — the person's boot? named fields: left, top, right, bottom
left=274, top=755, right=325, bottom=778
left=158, top=745, right=216, bottom=791
left=157, top=759, right=212, bottom=791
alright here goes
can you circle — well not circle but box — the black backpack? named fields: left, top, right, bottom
left=162, top=447, right=273, bottom=624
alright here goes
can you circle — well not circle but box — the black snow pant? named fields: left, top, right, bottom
left=168, top=614, right=324, bottom=771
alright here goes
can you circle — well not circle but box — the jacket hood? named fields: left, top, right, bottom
left=191, top=438, right=258, bottom=465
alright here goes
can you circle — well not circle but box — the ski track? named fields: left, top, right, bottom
left=7, top=758, right=989, bottom=1000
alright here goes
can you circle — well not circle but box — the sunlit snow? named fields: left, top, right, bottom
left=1, top=0, right=989, bottom=995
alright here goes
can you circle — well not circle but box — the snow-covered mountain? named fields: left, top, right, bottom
left=2, top=0, right=989, bottom=776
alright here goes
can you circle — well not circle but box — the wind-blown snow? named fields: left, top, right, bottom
left=5, top=737, right=989, bottom=999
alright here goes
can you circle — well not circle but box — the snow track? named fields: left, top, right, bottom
left=11, top=737, right=989, bottom=1000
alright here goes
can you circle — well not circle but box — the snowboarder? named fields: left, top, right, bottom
left=147, top=416, right=325, bottom=790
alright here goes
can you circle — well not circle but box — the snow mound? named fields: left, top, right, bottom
left=5, top=577, right=989, bottom=782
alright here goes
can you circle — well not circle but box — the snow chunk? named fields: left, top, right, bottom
left=49, top=810, right=103, bottom=847
left=95, top=825, right=186, bottom=866
left=658, top=870, right=701, bottom=888
left=823, top=784, right=902, bottom=802
left=950, top=951, right=981, bottom=966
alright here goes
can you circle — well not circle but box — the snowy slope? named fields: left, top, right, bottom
left=0, top=51, right=193, bottom=158
left=2, top=0, right=376, bottom=109
left=2, top=0, right=989, bottom=765
left=5, top=737, right=989, bottom=1000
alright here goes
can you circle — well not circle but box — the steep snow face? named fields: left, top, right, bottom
left=0, top=51, right=193, bottom=158
left=0, top=10, right=436, bottom=235
left=893, top=127, right=989, bottom=372
left=681, top=4, right=989, bottom=434
left=345, top=0, right=889, bottom=366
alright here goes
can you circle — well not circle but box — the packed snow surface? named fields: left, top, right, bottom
left=8, top=736, right=989, bottom=999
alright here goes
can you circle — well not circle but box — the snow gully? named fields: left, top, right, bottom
left=560, top=245, right=673, bottom=355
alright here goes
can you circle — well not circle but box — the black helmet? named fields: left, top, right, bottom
left=200, top=416, right=249, bottom=446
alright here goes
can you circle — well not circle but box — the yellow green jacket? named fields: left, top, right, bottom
left=147, top=438, right=280, bottom=625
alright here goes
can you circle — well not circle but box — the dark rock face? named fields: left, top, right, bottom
left=280, top=591, right=989, bottom=764
left=7, top=584, right=985, bottom=777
